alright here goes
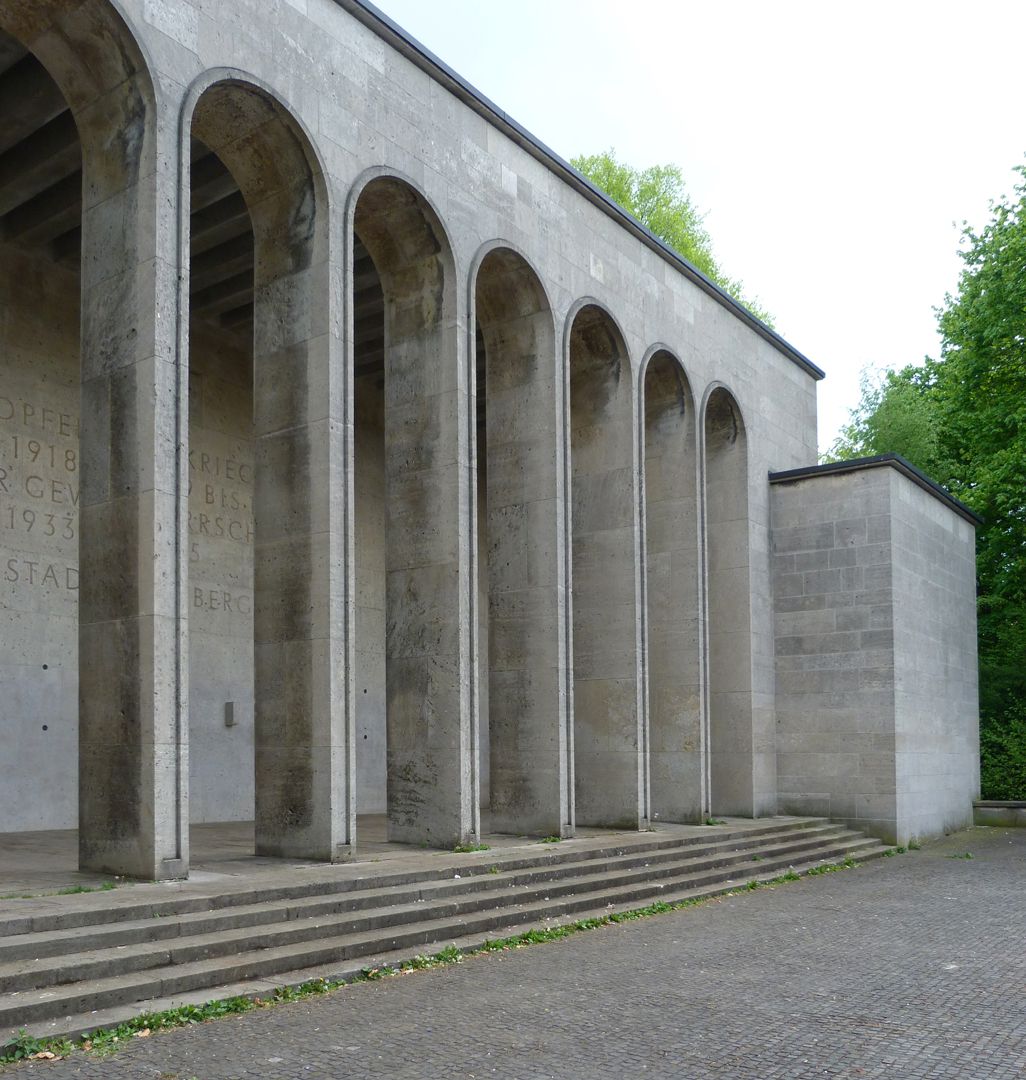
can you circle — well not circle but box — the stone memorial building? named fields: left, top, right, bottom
left=0, top=0, right=981, bottom=879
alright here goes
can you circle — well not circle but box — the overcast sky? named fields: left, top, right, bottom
left=370, top=0, right=1026, bottom=454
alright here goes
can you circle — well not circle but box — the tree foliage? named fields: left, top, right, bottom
left=830, top=163, right=1026, bottom=798
left=572, top=149, right=772, bottom=325
left=825, top=364, right=943, bottom=473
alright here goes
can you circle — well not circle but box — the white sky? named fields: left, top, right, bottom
left=370, top=0, right=1026, bottom=454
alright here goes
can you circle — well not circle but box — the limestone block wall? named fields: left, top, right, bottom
left=771, top=459, right=979, bottom=844
left=891, top=477, right=980, bottom=840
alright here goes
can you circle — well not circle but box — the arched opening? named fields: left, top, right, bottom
left=188, top=80, right=346, bottom=862
left=475, top=247, right=568, bottom=837
left=0, top=4, right=187, bottom=880
left=185, top=137, right=255, bottom=839
left=704, top=386, right=754, bottom=816
left=568, top=304, right=645, bottom=829
left=643, top=351, right=702, bottom=822
left=352, top=175, right=474, bottom=848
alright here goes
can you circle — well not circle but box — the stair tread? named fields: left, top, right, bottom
left=0, top=818, right=835, bottom=935
left=0, top=840, right=892, bottom=1043
left=0, top=822, right=860, bottom=954
left=0, top=828, right=870, bottom=974
left=0, top=834, right=882, bottom=1017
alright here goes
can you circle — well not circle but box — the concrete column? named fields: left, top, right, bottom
left=355, top=178, right=473, bottom=848
left=251, top=221, right=347, bottom=861
left=569, top=305, right=645, bottom=829
left=704, top=387, right=755, bottom=816
left=643, top=352, right=703, bottom=823
left=76, top=68, right=187, bottom=879
left=477, top=249, right=570, bottom=837
left=191, top=83, right=350, bottom=862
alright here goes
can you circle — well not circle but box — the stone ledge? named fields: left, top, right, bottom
left=974, top=801, right=1026, bottom=828
left=769, top=453, right=983, bottom=527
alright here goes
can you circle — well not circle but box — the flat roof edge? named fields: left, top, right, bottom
left=769, top=454, right=983, bottom=527
left=336, top=0, right=826, bottom=382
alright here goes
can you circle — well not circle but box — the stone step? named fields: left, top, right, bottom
left=2, top=833, right=889, bottom=1045
left=0, top=827, right=860, bottom=990
left=0, top=817, right=827, bottom=938
left=0, top=829, right=882, bottom=1034
left=0, top=823, right=851, bottom=966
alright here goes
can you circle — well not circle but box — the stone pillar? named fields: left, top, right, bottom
left=251, top=235, right=349, bottom=861
left=77, top=73, right=187, bottom=879
left=477, top=249, right=570, bottom=837
left=355, top=178, right=474, bottom=848
left=569, top=305, right=646, bottom=830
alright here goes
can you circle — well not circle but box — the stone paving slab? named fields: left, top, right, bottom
left=6, top=826, right=1024, bottom=1079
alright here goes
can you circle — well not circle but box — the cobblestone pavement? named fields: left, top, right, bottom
left=10, top=827, right=1026, bottom=1080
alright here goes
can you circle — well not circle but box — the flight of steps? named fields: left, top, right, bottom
left=0, top=818, right=888, bottom=1043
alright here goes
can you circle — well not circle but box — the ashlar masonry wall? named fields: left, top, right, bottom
left=770, top=459, right=979, bottom=844
left=891, top=476, right=980, bottom=840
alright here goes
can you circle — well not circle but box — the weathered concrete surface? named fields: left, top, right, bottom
left=772, top=461, right=979, bottom=844
left=69, top=12, right=186, bottom=882
left=20, top=826, right=1026, bottom=1079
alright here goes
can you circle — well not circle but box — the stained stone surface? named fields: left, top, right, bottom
left=0, top=0, right=978, bottom=873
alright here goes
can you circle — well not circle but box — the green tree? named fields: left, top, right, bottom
left=831, top=162, right=1026, bottom=798
left=572, top=149, right=772, bottom=325
left=934, top=166, right=1026, bottom=798
left=825, top=363, right=944, bottom=473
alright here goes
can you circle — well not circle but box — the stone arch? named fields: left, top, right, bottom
left=702, top=384, right=755, bottom=816
left=641, top=348, right=703, bottom=822
left=348, top=172, right=474, bottom=847
left=185, top=76, right=347, bottom=862
left=567, top=302, right=645, bottom=829
left=0, top=1, right=155, bottom=133
left=0, top=3, right=191, bottom=880
left=472, top=243, right=569, bottom=836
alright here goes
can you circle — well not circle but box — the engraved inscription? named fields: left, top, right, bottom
left=0, top=390, right=80, bottom=609
left=187, top=428, right=254, bottom=623
left=187, top=447, right=253, bottom=550
left=0, top=394, right=255, bottom=613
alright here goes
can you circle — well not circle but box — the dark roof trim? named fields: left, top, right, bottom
left=769, top=454, right=983, bottom=527
left=336, top=0, right=825, bottom=382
